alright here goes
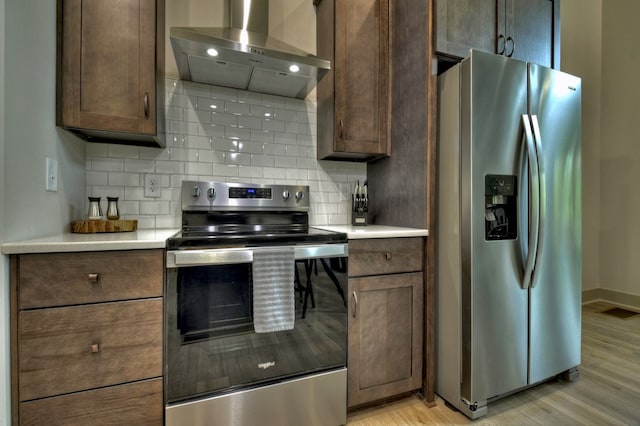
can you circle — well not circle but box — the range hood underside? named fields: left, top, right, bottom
left=170, top=27, right=330, bottom=99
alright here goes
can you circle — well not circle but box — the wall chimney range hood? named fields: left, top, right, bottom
left=170, top=0, right=330, bottom=99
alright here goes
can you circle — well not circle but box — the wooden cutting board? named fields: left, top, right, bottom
left=71, top=220, right=138, bottom=233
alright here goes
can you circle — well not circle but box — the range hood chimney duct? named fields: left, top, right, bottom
left=170, top=0, right=330, bottom=99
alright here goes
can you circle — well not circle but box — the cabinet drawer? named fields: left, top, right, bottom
left=17, top=249, right=163, bottom=309
left=349, top=238, right=423, bottom=277
left=20, top=378, right=163, bottom=426
left=18, top=299, right=162, bottom=401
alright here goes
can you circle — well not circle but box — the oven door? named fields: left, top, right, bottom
left=165, top=243, right=348, bottom=405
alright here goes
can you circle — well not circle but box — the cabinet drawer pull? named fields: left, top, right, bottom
left=144, top=92, right=150, bottom=118
left=385, top=252, right=392, bottom=261
left=338, top=119, right=344, bottom=137
left=90, top=343, right=100, bottom=353
left=352, top=291, right=358, bottom=318
left=88, top=273, right=100, bottom=284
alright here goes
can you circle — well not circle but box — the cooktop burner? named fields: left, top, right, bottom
left=167, top=180, right=346, bottom=250
left=167, top=226, right=345, bottom=250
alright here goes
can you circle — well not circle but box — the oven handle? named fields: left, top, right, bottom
left=167, top=243, right=349, bottom=267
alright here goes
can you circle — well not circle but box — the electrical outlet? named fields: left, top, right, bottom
left=340, top=183, right=352, bottom=202
left=46, top=157, right=58, bottom=192
left=144, top=174, right=162, bottom=198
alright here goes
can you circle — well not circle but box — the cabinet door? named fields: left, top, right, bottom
left=334, top=0, right=389, bottom=156
left=436, top=0, right=499, bottom=59
left=505, top=0, right=554, bottom=67
left=60, top=0, right=156, bottom=135
left=348, top=272, right=423, bottom=407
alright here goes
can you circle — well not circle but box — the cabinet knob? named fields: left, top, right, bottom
left=385, top=252, right=392, bottom=261
left=88, top=273, right=100, bottom=284
left=90, top=343, right=100, bottom=354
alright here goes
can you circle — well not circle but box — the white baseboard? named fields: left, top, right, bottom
left=583, top=288, right=640, bottom=310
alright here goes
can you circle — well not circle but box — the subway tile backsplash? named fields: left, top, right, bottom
left=86, top=78, right=366, bottom=229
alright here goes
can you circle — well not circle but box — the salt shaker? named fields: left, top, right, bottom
left=106, top=197, right=120, bottom=220
left=88, top=197, right=102, bottom=220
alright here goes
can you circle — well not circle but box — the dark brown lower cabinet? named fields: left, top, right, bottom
left=347, top=238, right=424, bottom=408
left=10, top=250, right=164, bottom=426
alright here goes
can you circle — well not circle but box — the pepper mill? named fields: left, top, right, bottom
left=106, top=197, right=120, bottom=220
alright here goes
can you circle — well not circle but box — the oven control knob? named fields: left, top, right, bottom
left=191, top=186, right=201, bottom=198
left=207, top=187, right=216, bottom=199
left=295, top=191, right=305, bottom=201
left=282, top=191, right=290, bottom=200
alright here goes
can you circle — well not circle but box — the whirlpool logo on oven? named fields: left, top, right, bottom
left=258, top=361, right=276, bottom=370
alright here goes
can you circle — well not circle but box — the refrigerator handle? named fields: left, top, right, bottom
left=529, top=115, right=546, bottom=289
left=521, top=114, right=540, bottom=290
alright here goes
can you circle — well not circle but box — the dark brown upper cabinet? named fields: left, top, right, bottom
left=436, top=0, right=560, bottom=69
left=56, top=0, right=165, bottom=147
left=315, top=0, right=391, bottom=161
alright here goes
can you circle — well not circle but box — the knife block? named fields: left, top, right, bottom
left=351, top=200, right=368, bottom=226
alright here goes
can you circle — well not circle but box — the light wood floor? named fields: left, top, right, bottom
left=347, top=301, right=640, bottom=425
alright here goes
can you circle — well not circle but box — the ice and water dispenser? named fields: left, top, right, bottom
left=485, top=175, right=517, bottom=240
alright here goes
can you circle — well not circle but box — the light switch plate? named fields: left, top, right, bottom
left=46, top=157, right=58, bottom=192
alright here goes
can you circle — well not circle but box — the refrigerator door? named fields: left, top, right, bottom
left=461, top=50, right=529, bottom=404
left=528, top=64, right=582, bottom=384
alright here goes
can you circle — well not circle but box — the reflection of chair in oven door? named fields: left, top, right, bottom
left=294, top=259, right=347, bottom=318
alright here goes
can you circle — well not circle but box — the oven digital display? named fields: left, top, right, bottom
left=229, top=187, right=272, bottom=199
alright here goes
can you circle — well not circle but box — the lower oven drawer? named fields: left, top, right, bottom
left=166, top=369, right=346, bottom=426
left=18, top=299, right=163, bottom=401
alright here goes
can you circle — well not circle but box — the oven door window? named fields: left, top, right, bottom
left=178, top=264, right=253, bottom=342
left=166, top=255, right=348, bottom=405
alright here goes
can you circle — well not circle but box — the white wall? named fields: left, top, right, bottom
left=4, top=1, right=85, bottom=242
left=560, top=0, right=602, bottom=292
left=0, top=0, right=7, bottom=421
left=599, top=0, right=640, bottom=297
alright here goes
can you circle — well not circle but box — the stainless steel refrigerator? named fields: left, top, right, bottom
left=436, top=50, right=581, bottom=419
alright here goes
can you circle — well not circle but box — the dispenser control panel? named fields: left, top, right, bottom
left=485, top=175, right=517, bottom=196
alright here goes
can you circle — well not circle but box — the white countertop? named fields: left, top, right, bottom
left=1, top=229, right=179, bottom=254
left=1, top=225, right=428, bottom=255
left=313, top=225, right=428, bottom=239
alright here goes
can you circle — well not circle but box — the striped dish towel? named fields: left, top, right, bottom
left=252, top=247, right=296, bottom=333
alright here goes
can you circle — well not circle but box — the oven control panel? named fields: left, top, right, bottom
left=181, top=181, right=310, bottom=211
left=229, top=187, right=272, bottom=199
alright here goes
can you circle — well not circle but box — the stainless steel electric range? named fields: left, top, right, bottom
left=165, top=181, right=348, bottom=426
